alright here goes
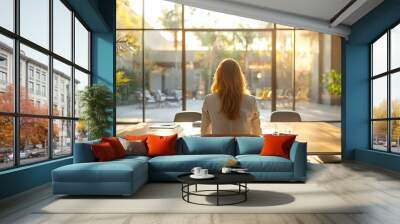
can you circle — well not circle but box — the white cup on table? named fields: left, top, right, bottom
left=191, top=167, right=202, bottom=176
left=199, top=169, right=208, bottom=176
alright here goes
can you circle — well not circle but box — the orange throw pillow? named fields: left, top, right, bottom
left=91, top=142, right=117, bottom=161
left=260, top=134, right=296, bottom=159
left=101, top=137, right=126, bottom=158
left=146, top=134, right=177, bottom=157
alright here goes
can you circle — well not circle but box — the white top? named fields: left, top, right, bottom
left=200, top=93, right=262, bottom=136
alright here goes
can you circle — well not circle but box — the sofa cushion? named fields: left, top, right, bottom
left=236, top=155, right=293, bottom=172
left=177, top=137, right=235, bottom=155
left=235, top=137, right=263, bottom=155
left=149, top=154, right=235, bottom=172
left=53, top=159, right=147, bottom=183
left=115, top=155, right=150, bottom=164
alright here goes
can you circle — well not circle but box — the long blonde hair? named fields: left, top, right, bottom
left=211, top=58, right=249, bottom=120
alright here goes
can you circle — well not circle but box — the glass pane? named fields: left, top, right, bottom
left=20, top=44, right=49, bottom=115
left=74, top=69, right=89, bottom=118
left=391, top=24, right=400, bottom=70
left=295, top=31, right=341, bottom=121
left=0, top=0, right=14, bottom=31
left=75, top=18, right=89, bottom=70
left=391, top=120, right=400, bottom=153
left=20, top=117, right=49, bottom=165
left=117, top=0, right=142, bottom=29
left=185, top=31, right=272, bottom=121
left=53, top=119, right=72, bottom=157
left=75, top=120, right=88, bottom=143
left=372, top=33, right=387, bottom=76
left=53, top=59, right=72, bottom=117
left=144, top=31, right=182, bottom=122
left=20, top=0, right=49, bottom=49
left=391, top=72, right=400, bottom=118
left=144, top=0, right=181, bottom=29
left=53, top=0, right=72, bottom=60
left=0, top=35, right=14, bottom=113
left=372, top=121, right=388, bottom=151
left=0, top=116, right=13, bottom=170
left=276, top=24, right=294, bottom=29
left=184, top=6, right=272, bottom=29
left=276, top=30, right=294, bottom=110
left=116, top=31, right=143, bottom=123
left=372, top=76, right=387, bottom=119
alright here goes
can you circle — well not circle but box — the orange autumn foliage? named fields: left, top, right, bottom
left=0, top=85, right=59, bottom=149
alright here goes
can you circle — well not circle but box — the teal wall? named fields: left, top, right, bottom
left=92, top=32, right=116, bottom=135
left=91, top=0, right=116, bottom=135
left=343, top=0, right=400, bottom=171
left=0, top=0, right=115, bottom=200
left=0, top=158, right=72, bottom=199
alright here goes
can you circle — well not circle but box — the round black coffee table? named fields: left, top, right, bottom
left=177, top=173, right=255, bottom=206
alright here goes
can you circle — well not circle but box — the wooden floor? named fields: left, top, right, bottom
left=1, top=156, right=400, bottom=224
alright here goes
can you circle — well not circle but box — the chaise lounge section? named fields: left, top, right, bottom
left=52, top=136, right=307, bottom=196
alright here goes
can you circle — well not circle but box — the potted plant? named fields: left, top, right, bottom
left=79, top=84, right=113, bottom=140
left=322, top=70, right=341, bottom=105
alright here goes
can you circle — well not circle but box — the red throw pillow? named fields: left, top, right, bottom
left=101, top=137, right=126, bottom=158
left=91, top=142, right=117, bottom=162
left=260, top=134, right=296, bottom=159
left=146, top=134, right=177, bottom=157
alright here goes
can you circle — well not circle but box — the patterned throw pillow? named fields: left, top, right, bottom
left=119, top=137, right=147, bottom=156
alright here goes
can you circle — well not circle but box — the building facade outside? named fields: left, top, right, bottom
left=0, top=42, right=74, bottom=167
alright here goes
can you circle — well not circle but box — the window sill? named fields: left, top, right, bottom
left=0, top=156, right=72, bottom=176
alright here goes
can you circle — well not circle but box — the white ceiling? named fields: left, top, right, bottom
left=225, top=0, right=352, bottom=23
left=167, top=0, right=384, bottom=38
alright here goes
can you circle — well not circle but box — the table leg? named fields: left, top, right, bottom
left=217, top=184, right=219, bottom=206
left=245, top=183, right=247, bottom=201
left=181, top=184, right=183, bottom=199
left=187, top=184, right=190, bottom=202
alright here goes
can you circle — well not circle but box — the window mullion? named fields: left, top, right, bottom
left=49, top=0, right=54, bottom=160
left=388, top=30, right=391, bottom=152
left=14, top=0, right=21, bottom=167
left=71, top=10, right=76, bottom=151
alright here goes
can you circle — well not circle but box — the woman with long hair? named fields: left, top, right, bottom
left=201, top=58, right=261, bottom=136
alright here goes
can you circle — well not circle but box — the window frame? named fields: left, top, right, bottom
left=369, top=21, right=400, bottom=154
left=0, top=0, right=92, bottom=171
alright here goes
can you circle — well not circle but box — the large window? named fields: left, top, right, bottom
left=116, top=0, right=342, bottom=124
left=370, top=23, right=400, bottom=153
left=116, top=0, right=342, bottom=155
left=0, top=0, right=91, bottom=170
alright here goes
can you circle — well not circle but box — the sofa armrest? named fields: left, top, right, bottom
left=73, top=140, right=100, bottom=163
left=289, top=141, right=307, bottom=182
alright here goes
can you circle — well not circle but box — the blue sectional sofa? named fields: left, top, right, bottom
left=52, top=137, right=307, bottom=196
